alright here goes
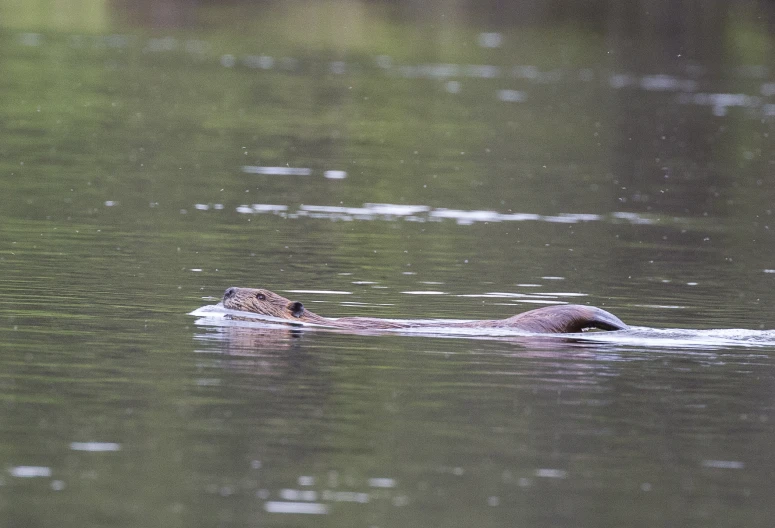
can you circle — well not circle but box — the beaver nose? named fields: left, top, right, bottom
left=223, top=287, right=238, bottom=299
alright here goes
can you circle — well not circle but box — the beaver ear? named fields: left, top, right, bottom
left=288, top=301, right=305, bottom=318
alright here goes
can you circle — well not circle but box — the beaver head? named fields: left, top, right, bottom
left=222, top=287, right=306, bottom=320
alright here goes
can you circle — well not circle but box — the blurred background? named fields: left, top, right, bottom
left=3, top=0, right=775, bottom=319
left=2, top=1, right=775, bottom=527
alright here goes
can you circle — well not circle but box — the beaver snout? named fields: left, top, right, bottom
left=223, top=287, right=238, bottom=300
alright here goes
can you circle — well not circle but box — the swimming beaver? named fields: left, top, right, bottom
left=221, top=287, right=628, bottom=333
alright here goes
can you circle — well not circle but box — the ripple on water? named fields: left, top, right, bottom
left=229, top=202, right=669, bottom=226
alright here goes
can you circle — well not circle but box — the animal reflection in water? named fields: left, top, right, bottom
left=221, top=287, right=627, bottom=334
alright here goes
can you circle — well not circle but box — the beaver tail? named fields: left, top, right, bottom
left=505, top=304, right=628, bottom=333
left=581, top=306, right=628, bottom=331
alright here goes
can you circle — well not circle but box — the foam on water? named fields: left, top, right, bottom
left=190, top=303, right=325, bottom=328
left=575, top=327, right=775, bottom=349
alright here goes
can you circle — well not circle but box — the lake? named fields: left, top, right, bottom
left=1, top=1, right=775, bottom=527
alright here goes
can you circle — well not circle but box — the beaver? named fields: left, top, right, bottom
left=221, top=287, right=628, bottom=333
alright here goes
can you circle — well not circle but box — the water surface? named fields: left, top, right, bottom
left=1, top=2, right=775, bottom=527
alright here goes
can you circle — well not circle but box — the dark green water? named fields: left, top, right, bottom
left=2, top=2, right=775, bottom=527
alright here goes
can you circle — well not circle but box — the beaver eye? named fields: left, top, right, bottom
left=256, top=293, right=266, bottom=301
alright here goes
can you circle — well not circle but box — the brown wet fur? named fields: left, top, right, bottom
left=221, top=287, right=628, bottom=334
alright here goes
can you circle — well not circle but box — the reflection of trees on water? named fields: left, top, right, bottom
left=598, top=2, right=775, bottom=318
left=608, top=1, right=728, bottom=218
left=109, top=0, right=198, bottom=28
left=105, top=0, right=767, bottom=34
